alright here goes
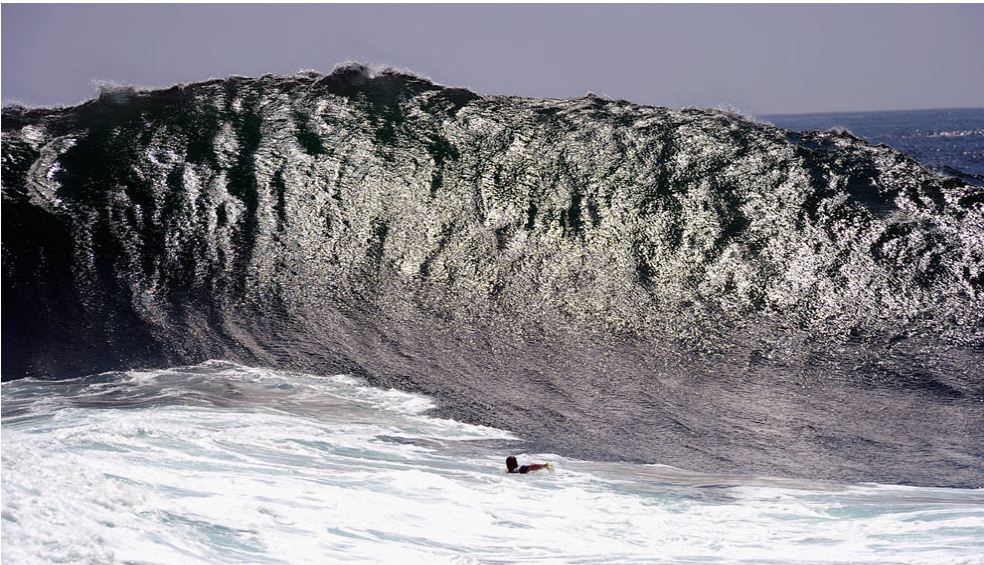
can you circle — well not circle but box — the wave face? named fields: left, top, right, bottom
left=3, top=65, right=983, bottom=486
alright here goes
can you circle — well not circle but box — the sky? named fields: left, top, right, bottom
left=2, top=4, right=983, bottom=115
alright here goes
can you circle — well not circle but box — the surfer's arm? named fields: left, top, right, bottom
left=526, top=463, right=553, bottom=472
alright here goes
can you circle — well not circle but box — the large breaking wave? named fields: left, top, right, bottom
left=3, top=64, right=983, bottom=486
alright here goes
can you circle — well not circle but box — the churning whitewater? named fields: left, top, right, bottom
left=3, top=361, right=983, bottom=564
left=2, top=64, right=983, bottom=490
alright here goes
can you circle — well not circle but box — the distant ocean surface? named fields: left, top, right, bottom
left=764, top=107, right=984, bottom=185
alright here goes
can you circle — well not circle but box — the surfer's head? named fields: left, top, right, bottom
left=506, top=456, right=518, bottom=472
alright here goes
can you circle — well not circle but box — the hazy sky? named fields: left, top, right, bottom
left=3, top=4, right=983, bottom=115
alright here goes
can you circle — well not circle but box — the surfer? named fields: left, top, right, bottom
left=506, top=455, right=554, bottom=474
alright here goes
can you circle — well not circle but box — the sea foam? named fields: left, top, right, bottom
left=3, top=361, right=982, bottom=564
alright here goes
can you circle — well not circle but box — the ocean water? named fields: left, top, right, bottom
left=4, top=99, right=984, bottom=563
left=2, top=361, right=983, bottom=564
left=764, top=107, right=984, bottom=185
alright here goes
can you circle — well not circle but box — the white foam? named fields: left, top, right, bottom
left=3, top=362, right=983, bottom=564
